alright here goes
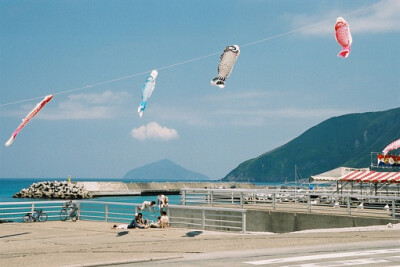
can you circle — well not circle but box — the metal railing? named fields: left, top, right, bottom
left=0, top=201, right=66, bottom=222
left=168, top=205, right=246, bottom=232
left=180, top=188, right=400, bottom=219
left=0, top=200, right=247, bottom=232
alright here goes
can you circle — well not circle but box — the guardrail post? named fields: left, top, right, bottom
left=242, top=211, right=246, bottom=233
left=240, top=192, right=243, bottom=208
left=272, top=193, right=276, bottom=210
left=31, top=203, right=34, bottom=214
left=105, top=204, right=109, bottom=222
left=181, top=190, right=186, bottom=205
left=392, top=199, right=396, bottom=218
left=307, top=194, right=311, bottom=213
left=77, top=203, right=81, bottom=220
left=231, top=192, right=234, bottom=204
left=347, top=196, right=351, bottom=215
left=210, top=190, right=214, bottom=206
left=202, top=210, right=205, bottom=230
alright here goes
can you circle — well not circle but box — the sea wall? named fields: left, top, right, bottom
left=168, top=208, right=398, bottom=233
left=126, top=181, right=256, bottom=195
left=245, top=210, right=399, bottom=233
left=75, top=181, right=257, bottom=196
left=13, top=181, right=257, bottom=198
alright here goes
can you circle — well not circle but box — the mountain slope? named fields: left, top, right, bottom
left=222, top=107, right=400, bottom=182
left=123, top=159, right=209, bottom=181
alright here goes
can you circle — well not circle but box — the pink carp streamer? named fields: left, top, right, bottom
left=5, top=94, right=53, bottom=147
left=383, top=138, right=400, bottom=155
left=335, top=17, right=352, bottom=58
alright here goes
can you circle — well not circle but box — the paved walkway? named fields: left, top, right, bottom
left=1, top=221, right=399, bottom=267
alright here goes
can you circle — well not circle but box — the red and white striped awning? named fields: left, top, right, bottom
left=340, top=171, right=400, bottom=183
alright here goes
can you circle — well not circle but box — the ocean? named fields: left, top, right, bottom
left=0, top=178, right=288, bottom=204
left=0, top=178, right=291, bottom=223
left=0, top=178, right=185, bottom=204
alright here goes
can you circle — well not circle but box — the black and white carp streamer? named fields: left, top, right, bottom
left=210, top=45, right=240, bottom=89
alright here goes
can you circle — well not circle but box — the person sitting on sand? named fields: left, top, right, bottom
left=138, top=200, right=156, bottom=213
left=135, top=212, right=149, bottom=227
left=113, top=214, right=149, bottom=229
left=160, top=211, right=170, bottom=228
left=150, top=217, right=161, bottom=228
left=112, top=213, right=149, bottom=229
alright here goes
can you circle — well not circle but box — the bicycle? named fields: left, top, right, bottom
left=60, top=201, right=79, bottom=222
left=23, top=209, right=48, bottom=222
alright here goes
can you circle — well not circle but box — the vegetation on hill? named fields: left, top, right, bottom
left=222, top=107, right=400, bottom=182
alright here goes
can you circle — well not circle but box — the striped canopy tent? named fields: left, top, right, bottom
left=311, top=167, right=369, bottom=182
left=340, top=171, right=400, bottom=184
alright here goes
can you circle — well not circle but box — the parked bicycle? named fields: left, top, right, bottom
left=23, top=209, right=48, bottom=222
left=60, top=200, right=79, bottom=222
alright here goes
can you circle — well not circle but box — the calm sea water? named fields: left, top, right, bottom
left=0, top=178, right=285, bottom=204
left=0, top=178, right=290, bottom=223
left=0, top=178, right=189, bottom=204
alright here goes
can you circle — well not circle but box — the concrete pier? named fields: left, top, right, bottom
left=76, top=181, right=256, bottom=196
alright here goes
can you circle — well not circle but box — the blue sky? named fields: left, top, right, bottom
left=1, top=0, right=399, bottom=179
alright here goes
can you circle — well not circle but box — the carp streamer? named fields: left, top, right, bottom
left=5, top=95, right=53, bottom=147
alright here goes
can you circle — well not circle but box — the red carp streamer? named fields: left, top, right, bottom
left=5, top=94, right=53, bottom=147
left=335, top=17, right=352, bottom=58
left=383, top=138, right=400, bottom=155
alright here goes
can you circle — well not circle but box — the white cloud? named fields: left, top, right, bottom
left=39, top=90, right=132, bottom=120
left=131, top=122, right=179, bottom=141
left=291, top=0, right=400, bottom=36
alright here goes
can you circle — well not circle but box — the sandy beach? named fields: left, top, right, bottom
left=1, top=220, right=399, bottom=266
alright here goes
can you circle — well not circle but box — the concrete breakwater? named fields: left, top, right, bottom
left=76, top=181, right=257, bottom=196
left=13, top=181, right=93, bottom=199
left=13, top=181, right=257, bottom=199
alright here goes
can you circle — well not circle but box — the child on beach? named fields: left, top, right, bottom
left=135, top=212, right=149, bottom=228
left=160, top=211, right=170, bottom=228
left=157, top=194, right=168, bottom=214
left=112, top=224, right=130, bottom=229
left=138, top=200, right=156, bottom=213
left=112, top=213, right=149, bottom=229
left=150, top=217, right=161, bottom=228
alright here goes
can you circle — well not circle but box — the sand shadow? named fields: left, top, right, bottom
left=0, top=232, right=30, bottom=239
left=184, top=231, right=203, bottom=237
left=117, top=231, right=129, bottom=237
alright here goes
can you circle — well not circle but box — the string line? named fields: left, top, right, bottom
left=0, top=4, right=373, bottom=108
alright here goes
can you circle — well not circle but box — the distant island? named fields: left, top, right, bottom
left=223, top=107, right=400, bottom=183
left=123, top=159, right=210, bottom=181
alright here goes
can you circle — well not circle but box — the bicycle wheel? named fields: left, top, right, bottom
left=39, top=212, right=48, bottom=222
left=70, top=211, right=78, bottom=222
left=23, top=214, right=32, bottom=222
left=60, top=209, right=68, bottom=221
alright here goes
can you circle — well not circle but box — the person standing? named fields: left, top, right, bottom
left=157, top=193, right=168, bottom=214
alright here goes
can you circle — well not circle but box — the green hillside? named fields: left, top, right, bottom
left=222, top=107, right=400, bottom=183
